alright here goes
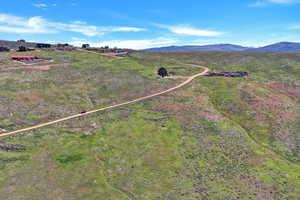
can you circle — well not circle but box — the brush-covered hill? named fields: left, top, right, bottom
left=0, top=50, right=299, bottom=199
left=143, top=42, right=300, bottom=52
left=248, top=42, right=300, bottom=52
left=144, top=44, right=251, bottom=52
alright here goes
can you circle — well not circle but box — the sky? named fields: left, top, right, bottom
left=0, top=0, right=300, bottom=49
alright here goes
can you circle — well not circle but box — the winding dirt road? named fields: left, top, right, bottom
left=0, top=64, right=209, bottom=138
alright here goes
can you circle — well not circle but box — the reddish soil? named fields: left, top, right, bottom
left=268, top=82, right=300, bottom=100
left=245, top=86, right=298, bottom=122
left=252, top=93, right=297, bottom=122
left=238, top=175, right=278, bottom=200
left=13, top=59, right=54, bottom=66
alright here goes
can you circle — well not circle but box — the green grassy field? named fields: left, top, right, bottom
left=0, top=50, right=299, bottom=199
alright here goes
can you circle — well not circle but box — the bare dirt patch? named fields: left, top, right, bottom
left=12, top=58, right=53, bottom=66
left=1, top=63, right=71, bottom=71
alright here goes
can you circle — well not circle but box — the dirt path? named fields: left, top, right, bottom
left=78, top=49, right=124, bottom=59
left=0, top=64, right=209, bottom=137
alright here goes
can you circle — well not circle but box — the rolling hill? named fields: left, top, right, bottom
left=143, top=42, right=300, bottom=52
left=0, top=50, right=299, bottom=199
left=248, top=42, right=300, bottom=52
left=144, top=44, right=251, bottom=52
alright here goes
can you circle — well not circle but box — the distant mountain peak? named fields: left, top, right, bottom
left=247, top=42, right=300, bottom=52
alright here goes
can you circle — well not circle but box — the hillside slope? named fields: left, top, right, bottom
left=0, top=50, right=299, bottom=199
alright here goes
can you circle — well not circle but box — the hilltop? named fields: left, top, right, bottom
left=248, top=42, right=300, bottom=52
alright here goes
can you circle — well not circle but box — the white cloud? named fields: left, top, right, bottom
left=268, top=0, right=297, bottom=3
left=0, top=14, right=53, bottom=33
left=250, top=0, right=299, bottom=7
left=169, top=25, right=222, bottom=37
left=249, top=1, right=267, bottom=7
left=33, top=3, right=48, bottom=8
left=71, top=21, right=87, bottom=25
left=289, top=24, right=300, bottom=29
left=109, top=27, right=146, bottom=32
left=0, top=13, right=146, bottom=36
left=156, top=24, right=222, bottom=37
left=69, top=37, right=178, bottom=49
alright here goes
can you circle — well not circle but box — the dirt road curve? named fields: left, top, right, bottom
left=0, top=64, right=208, bottom=138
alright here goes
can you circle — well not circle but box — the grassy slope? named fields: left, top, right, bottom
left=0, top=50, right=299, bottom=199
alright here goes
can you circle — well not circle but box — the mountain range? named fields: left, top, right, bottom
left=143, top=42, right=300, bottom=52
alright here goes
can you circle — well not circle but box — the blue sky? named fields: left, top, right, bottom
left=0, top=0, right=300, bottom=49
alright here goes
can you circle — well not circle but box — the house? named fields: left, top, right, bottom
left=0, top=47, right=9, bottom=52
left=18, top=46, right=28, bottom=52
left=36, top=43, right=51, bottom=48
left=113, top=49, right=125, bottom=54
left=57, top=43, right=70, bottom=47
left=82, top=44, right=90, bottom=48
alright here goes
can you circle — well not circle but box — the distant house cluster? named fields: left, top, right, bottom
left=0, top=39, right=53, bottom=52
left=57, top=43, right=70, bottom=47
left=205, top=72, right=248, bottom=77
left=1, top=39, right=133, bottom=54
left=18, top=46, right=35, bottom=52
left=0, top=46, right=10, bottom=52
left=82, top=44, right=90, bottom=48
left=36, top=43, right=51, bottom=48
left=83, top=45, right=129, bottom=54
left=17, top=39, right=26, bottom=43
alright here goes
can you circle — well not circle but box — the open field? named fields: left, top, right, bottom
left=0, top=50, right=299, bottom=199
